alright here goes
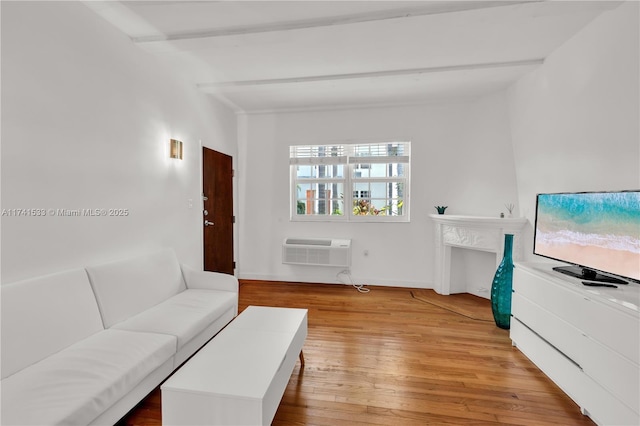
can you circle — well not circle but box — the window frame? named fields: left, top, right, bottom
left=290, top=141, right=410, bottom=223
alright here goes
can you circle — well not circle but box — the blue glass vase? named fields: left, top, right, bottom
left=491, top=234, right=514, bottom=329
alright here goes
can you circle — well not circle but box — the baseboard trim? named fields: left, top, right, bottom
left=238, top=273, right=430, bottom=289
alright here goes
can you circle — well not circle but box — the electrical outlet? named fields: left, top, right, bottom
left=363, top=249, right=369, bottom=257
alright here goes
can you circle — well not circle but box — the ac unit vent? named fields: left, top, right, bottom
left=282, top=238, right=351, bottom=267
left=285, top=238, right=331, bottom=246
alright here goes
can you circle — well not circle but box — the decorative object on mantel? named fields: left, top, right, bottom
left=500, top=212, right=504, bottom=218
left=435, top=206, right=448, bottom=214
left=504, top=203, right=515, bottom=218
left=490, top=233, right=514, bottom=329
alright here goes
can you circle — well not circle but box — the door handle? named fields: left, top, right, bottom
left=204, top=220, right=214, bottom=226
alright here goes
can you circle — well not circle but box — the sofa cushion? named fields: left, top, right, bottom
left=181, top=264, right=239, bottom=293
left=1, top=269, right=104, bottom=379
left=112, top=289, right=237, bottom=350
left=0, top=329, right=176, bottom=426
left=86, top=248, right=187, bottom=328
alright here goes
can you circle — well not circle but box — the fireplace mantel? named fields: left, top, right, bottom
left=429, top=214, right=528, bottom=295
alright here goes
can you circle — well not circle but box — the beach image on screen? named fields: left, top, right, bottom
left=535, top=191, right=640, bottom=281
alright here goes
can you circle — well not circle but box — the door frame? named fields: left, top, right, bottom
left=199, top=141, right=237, bottom=274
left=199, top=140, right=205, bottom=270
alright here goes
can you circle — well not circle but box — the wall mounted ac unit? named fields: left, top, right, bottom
left=282, top=238, right=351, bottom=267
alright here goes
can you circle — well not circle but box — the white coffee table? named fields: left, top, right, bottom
left=161, top=306, right=307, bottom=426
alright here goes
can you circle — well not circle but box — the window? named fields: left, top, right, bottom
left=290, top=142, right=410, bottom=222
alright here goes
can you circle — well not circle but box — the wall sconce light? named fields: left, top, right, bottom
left=170, top=139, right=183, bottom=160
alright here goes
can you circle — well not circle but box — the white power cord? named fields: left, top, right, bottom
left=337, top=269, right=370, bottom=293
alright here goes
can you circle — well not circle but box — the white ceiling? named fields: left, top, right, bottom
left=86, top=1, right=621, bottom=113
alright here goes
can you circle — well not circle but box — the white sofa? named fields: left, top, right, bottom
left=1, top=248, right=238, bottom=425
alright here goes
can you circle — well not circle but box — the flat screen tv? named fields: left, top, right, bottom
left=534, top=190, right=640, bottom=284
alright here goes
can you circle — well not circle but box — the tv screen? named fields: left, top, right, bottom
left=534, top=190, right=640, bottom=282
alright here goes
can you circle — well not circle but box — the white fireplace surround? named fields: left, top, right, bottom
left=429, top=214, right=528, bottom=295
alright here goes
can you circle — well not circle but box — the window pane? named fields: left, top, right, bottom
left=353, top=198, right=405, bottom=216
left=352, top=162, right=406, bottom=178
left=370, top=182, right=387, bottom=198
left=352, top=164, right=370, bottom=178
left=297, top=164, right=343, bottom=179
left=351, top=181, right=405, bottom=216
left=295, top=183, right=344, bottom=216
left=370, top=164, right=387, bottom=178
left=296, top=183, right=344, bottom=197
left=295, top=183, right=312, bottom=195
left=296, top=165, right=313, bottom=178
left=353, top=182, right=404, bottom=199
left=296, top=199, right=344, bottom=216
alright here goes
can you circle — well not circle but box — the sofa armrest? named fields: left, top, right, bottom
left=180, top=264, right=238, bottom=293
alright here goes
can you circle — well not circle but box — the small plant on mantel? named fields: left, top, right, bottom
left=505, top=203, right=515, bottom=217
left=435, top=206, right=448, bottom=215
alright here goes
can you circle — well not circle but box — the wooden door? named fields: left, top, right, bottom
left=203, top=147, right=234, bottom=274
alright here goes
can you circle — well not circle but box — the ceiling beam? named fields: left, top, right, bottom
left=196, top=59, right=545, bottom=90
left=132, top=1, right=543, bottom=43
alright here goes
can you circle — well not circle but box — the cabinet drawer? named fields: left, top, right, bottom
left=512, top=293, right=582, bottom=365
left=581, top=373, right=640, bottom=426
left=581, top=296, right=639, bottom=365
left=511, top=318, right=587, bottom=407
left=582, top=335, right=639, bottom=415
left=513, top=266, right=583, bottom=326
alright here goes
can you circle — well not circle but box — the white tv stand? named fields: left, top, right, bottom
left=510, top=262, right=639, bottom=425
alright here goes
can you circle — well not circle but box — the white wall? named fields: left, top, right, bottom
left=507, top=1, right=639, bottom=261
left=238, top=93, right=519, bottom=290
left=1, top=1, right=237, bottom=283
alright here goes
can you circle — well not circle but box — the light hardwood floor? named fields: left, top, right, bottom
left=118, top=280, right=594, bottom=425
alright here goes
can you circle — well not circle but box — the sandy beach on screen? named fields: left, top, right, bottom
left=537, top=242, right=639, bottom=281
